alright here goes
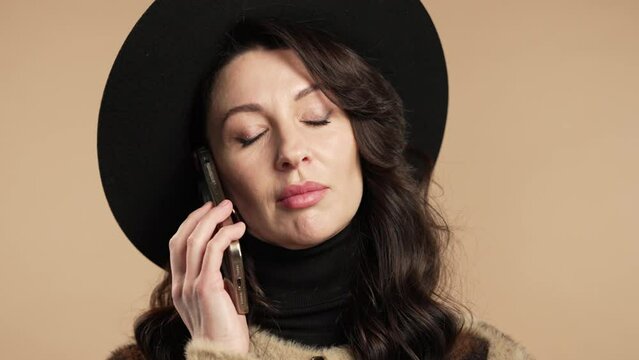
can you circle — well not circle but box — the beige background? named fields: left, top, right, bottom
left=1, top=0, right=637, bottom=358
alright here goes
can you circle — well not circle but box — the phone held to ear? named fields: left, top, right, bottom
left=193, top=146, right=249, bottom=315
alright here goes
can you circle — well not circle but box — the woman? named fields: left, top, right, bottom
left=99, top=2, right=533, bottom=360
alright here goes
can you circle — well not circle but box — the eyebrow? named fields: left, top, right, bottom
left=220, top=83, right=321, bottom=126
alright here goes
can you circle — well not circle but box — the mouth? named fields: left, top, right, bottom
left=277, top=181, right=329, bottom=209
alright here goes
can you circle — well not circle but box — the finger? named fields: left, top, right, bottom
left=199, top=221, right=246, bottom=283
left=172, top=201, right=214, bottom=256
left=184, top=200, right=234, bottom=285
left=169, top=201, right=213, bottom=282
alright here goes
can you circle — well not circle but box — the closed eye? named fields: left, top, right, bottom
left=237, top=110, right=333, bottom=148
left=303, top=119, right=331, bottom=126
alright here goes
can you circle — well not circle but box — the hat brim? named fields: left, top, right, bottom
left=97, top=0, right=448, bottom=268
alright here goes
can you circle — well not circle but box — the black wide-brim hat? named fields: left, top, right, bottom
left=98, top=0, right=448, bottom=269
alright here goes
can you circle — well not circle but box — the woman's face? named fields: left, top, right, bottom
left=206, top=48, right=363, bottom=249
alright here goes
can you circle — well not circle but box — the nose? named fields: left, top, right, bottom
left=275, top=125, right=311, bottom=171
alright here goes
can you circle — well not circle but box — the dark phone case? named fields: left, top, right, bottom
left=193, top=146, right=249, bottom=315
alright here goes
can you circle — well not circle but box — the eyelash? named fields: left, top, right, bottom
left=238, top=112, right=333, bottom=148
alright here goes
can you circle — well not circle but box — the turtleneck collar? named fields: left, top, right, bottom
left=240, top=217, right=361, bottom=347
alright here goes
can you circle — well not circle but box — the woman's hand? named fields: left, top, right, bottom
left=169, top=200, right=249, bottom=354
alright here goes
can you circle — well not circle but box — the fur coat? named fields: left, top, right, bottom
left=108, top=319, right=534, bottom=360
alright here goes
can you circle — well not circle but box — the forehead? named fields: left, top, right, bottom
left=209, top=48, right=313, bottom=112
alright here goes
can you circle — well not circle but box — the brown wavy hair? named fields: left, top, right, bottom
left=130, top=18, right=466, bottom=360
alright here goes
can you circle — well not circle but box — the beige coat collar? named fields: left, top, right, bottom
left=183, top=320, right=535, bottom=360
left=108, top=319, right=535, bottom=360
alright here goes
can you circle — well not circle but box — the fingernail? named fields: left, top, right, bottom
left=220, top=199, right=231, bottom=207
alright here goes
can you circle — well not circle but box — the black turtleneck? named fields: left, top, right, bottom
left=240, top=218, right=361, bottom=348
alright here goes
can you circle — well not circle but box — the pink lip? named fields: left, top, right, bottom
left=277, top=181, right=329, bottom=209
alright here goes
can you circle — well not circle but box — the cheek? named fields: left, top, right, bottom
left=326, top=125, right=359, bottom=169
left=218, top=159, right=266, bottom=208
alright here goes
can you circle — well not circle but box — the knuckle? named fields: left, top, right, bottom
left=171, top=284, right=183, bottom=300
left=206, top=240, right=225, bottom=256
left=182, top=284, right=194, bottom=298
left=206, top=238, right=227, bottom=253
left=187, top=208, right=202, bottom=220
left=185, top=235, right=197, bottom=246
left=168, top=236, right=178, bottom=251
left=194, top=281, right=208, bottom=296
left=206, top=238, right=218, bottom=250
left=216, top=225, right=231, bottom=237
left=216, top=227, right=236, bottom=243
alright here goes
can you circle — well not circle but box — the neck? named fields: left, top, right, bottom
left=241, top=218, right=361, bottom=347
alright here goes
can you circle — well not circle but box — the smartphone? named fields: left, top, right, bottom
left=193, top=146, right=249, bottom=315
